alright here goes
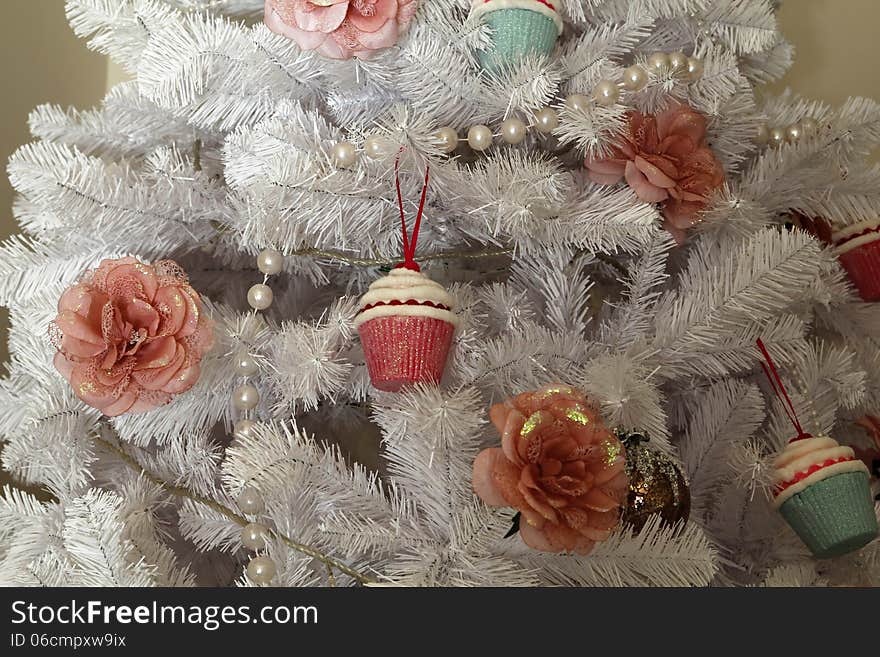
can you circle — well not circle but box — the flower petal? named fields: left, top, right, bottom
left=625, top=160, right=669, bottom=203
left=352, top=16, right=398, bottom=49
left=101, top=389, right=139, bottom=417
left=122, top=298, right=160, bottom=335
left=580, top=487, right=621, bottom=512
left=348, top=0, right=397, bottom=31
left=635, top=155, right=677, bottom=189
left=472, top=448, right=523, bottom=509
left=293, top=1, right=349, bottom=32
left=101, top=259, right=159, bottom=302
left=133, top=336, right=177, bottom=370
left=55, top=310, right=104, bottom=345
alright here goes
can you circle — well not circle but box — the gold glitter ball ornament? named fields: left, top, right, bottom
left=619, top=433, right=691, bottom=532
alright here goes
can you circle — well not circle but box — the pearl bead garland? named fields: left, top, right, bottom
left=257, top=249, right=283, bottom=276
left=233, top=418, right=257, bottom=441
left=229, top=247, right=287, bottom=586
left=685, top=57, right=704, bottom=80
left=332, top=141, right=357, bottom=168
left=237, top=486, right=265, bottom=515
left=757, top=116, right=821, bottom=149
left=622, top=65, right=648, bottom=91
left=564, top=94, right=590, bottom=112
left=534, top=107, right=559, bottom=133
left=500, top=118, right=527, bottom=145
left=247, top=555, right=276, bottom=585
left=233, top=245, right=285, bottom=441
left=247, top=284, right=273, bottom=311
left=336, top=53, right=707, bottom=167
left=668, top=51, right=688, bottom=71
left=233, top=384, right=260, bottom=411
left=234, top=353, right=259, bottom=377
left=467, top=124, right=494, bottom=151
left=364, top=135, right=393, bottom=160
left=242, top=522, right=269, bottom=551
left=434, top=126, right=459, bottom=153
left=769, top=127, right=787, bottom=147
left=646, top=52, right=670, bottom=74
left=592, top=80, right=619, bottom=107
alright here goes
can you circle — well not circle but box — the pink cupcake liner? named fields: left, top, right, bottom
left=358, top=315, right=455, bottom=392
left=838, top=236, right=880, bottom=301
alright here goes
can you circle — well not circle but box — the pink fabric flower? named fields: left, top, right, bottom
left=50, top=257, right=214, bottom=417
left=265, top=0, right=418, bottom=60
left=585, top=102, right=725, bottom=243
left=472, top=384, right=628, bottom=554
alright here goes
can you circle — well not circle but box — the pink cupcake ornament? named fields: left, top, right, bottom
left=831, top=220, right=880, bottom=302
left=355, top=165, right=458, bottom=392
left=264, top=0, right=419, bottom=60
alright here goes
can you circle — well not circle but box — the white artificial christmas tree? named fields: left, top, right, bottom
left=0, top=0, right=878, bottom=587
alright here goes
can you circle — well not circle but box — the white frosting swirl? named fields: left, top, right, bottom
left=771, top=435, right=867, bottom=507
left=354, top=268, right=459, bottom=328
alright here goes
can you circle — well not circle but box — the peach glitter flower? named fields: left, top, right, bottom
left=472, top=384, right=628, bottom=554
left=49, top=257, right=214, bottom=417
left=264, top=0, right=418, bottom=60
left=585, top=101, right=725, bottom=243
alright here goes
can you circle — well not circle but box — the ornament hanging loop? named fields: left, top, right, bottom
left=614, top=428, right=649, bottom=446
left=756, top=339, right=811, bottom=442
left=394, top=154, right=430, bottom=272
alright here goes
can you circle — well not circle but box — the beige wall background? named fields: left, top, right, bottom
left=0, top=0, right=879, bottom=359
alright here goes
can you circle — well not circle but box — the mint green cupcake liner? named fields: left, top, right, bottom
left=478, top=9, right=558, bottom=73
left=779, top=471, right=878, bottom=559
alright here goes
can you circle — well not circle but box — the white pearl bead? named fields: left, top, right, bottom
left=686, top=57, right=704, bottom=80
left=756, top=123, right=770, bottom=146
left=363, top=135, right=393, bottom=160
left=233, top=419, right=257, bottom=441
left=592, top=80, right=619, bottom=107
left=647, top=52, right=670, bottom=74
left=247, top=284, right=273, bottom=311
left=434, top=127, right=458, bottom=153
left=534, top=107, right=559, bottom=133
left=233, top=384, right=259, bottom=411
left=247, top=555, right=276, bottom=585
left=241, top=522, right=269, bottom=551
left=332, top=141, right=357, bottom=168
left=234, top=353, right=259, bottom=377
left=565, top=94, right=590, bottom=112
left=786, top=123, right=803, bottom=143
left=257, top=249, right=283, bottom=275
left=467, top=125, right=493, bottom=151
left=236, top=486, right=265, bottom=514
left=500, top=118, right=527, bottom=145
left=800, top=116, right=819, bottom=133
left=621, top=65, right=648, bottom=91
left=769, top=127, right=787, bottom=147
left=668, top=51, right=688, bottom=71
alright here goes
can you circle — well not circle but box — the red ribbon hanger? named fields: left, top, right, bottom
left=394, top=156, right=430, bottom=272
left=756, top=338, right=811, bottom=442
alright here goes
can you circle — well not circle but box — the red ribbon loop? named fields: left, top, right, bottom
left=756, top=339, right=811, bottom=442
left=394, top=156, right=430, bottom=272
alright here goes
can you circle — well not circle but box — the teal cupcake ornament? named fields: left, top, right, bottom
left=756, top=339, right=878, bottom=559
left=772, top=435, right=877, bottom=558
left=471, top=0, right=563, bottom=73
